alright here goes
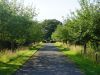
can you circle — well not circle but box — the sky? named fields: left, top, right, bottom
left=25, top=0, right=80, bottom=22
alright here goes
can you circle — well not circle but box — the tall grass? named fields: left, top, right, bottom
left=55, top=42, right=100, bottom=75
left=0, top=43, right=43, bottom=75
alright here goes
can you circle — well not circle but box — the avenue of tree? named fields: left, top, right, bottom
left=0, top=0, right=99, bottom=75
left=0, top=0, right=100, bottom=57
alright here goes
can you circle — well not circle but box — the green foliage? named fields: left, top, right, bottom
left=0, top=43, right=43, bottom=75
left=0, top=0, right=44, bottom=49
left=55, top=42, right=100, bottom=75
left=41, top=19, right=62, bottom=40
left=52, top=0, right=100, bottom=52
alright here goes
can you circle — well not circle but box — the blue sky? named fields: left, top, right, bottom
left=25, top=0, right=80, bottom=22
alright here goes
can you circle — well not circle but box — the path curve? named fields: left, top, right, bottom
left=14, top=43, right=84, bottom=75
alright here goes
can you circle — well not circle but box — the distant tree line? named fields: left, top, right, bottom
left=41, top=19, right=62, bottom=41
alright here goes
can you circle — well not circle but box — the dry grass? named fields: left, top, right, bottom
left=0, top=43, right=43, bottom=75
left=55, top=42, right=100, bottom=75
left=55, top=42, right=100, bottom=62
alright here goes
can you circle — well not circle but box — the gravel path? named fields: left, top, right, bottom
left=14, top=43, right=84, bottom=75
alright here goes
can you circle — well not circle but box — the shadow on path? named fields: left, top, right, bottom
left=14, top=43, right=84, bottom=75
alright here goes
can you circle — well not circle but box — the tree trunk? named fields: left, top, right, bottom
left=95, top=52, right=98, bottom=63
left=66, top=40, right=67, bottom=44
left=33, top=41, right=36, bottom=45
left=95, top=42, right=99, bottom=63
left=11, top=41, right=14, bottom=51
left=83, top=43, right=87, bottom=54
left=75, top=44, right=77, bottom=48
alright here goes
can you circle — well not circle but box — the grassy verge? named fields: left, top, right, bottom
left=0, top=43, right=43, bottom=75
left=55, top=42, right=100, bottom=75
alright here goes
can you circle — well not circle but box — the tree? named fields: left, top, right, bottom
left=0, top=0, right=43, bottom=50
left=41, top=19, right=62, bottom=40
left=27, top=21, right=44, bottom=44
left=52, top=0, right=100, bottom=55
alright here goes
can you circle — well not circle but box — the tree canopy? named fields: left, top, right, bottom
left=41, top=19, right=62, bottom=40
left=0, top=0, right=44, bottom=50
left=52, top=0, right=100, bottom=53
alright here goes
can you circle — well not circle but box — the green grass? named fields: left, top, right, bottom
left=0, top=44, right=43, bottom=75
left=55, top=42, right=100, bottom=75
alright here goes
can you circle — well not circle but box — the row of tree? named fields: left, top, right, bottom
left=52, top=0, right=100, bottom=54
left=0, top=0, right=44, bottom=50
left=0, top=0, right=62, bottom=50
